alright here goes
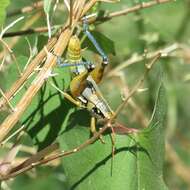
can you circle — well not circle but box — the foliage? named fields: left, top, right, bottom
left=0, top=0, right=190, bottom=190
left=59, top=83, right=168, bottom=190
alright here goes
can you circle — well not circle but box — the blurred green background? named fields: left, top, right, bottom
left=0, top=0, right=190, bottom=189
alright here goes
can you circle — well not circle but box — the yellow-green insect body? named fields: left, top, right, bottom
left=67, top=35, right=87, bottom=75
left=56, top=17, right=115, bottom=142
left=57, top=18, right=113, bottom=121
left=66, top=35, right=113, bottom=120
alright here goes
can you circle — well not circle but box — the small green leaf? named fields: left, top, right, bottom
left=82, top=31, right=116, bottom=56
left=0, top=0, right=10, bottom=27
left=58, top=81, right=168, bottom=190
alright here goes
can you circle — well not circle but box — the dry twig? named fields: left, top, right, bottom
left=0, top=0, right=99, bottom=143
left=2, top=0, right=173, bottom=38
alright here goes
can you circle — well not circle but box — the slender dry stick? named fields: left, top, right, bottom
left=0, top=0, right=97, bottom=143
left=114, top=72, right=149, bottom=128
left=0, top=56, right=5, bottom=70
left=1, top=124, right=109, bottom=180
left=111, top=53, right=162, bottom=121
left=108, top=43, right=180, bottom=77
left=0, top=30, right=71, bottom=142
left=0, top=0, right=176, bottom=139
left=0, top=37, right=57, bottom=109
left=0, top=38, right=23, bottom=76
left=95, top=0, right=174, bottom=23
left=2, top=26, right=57, bottom=38
left=0, top=0, right=99, bottom=109
left=2, top=0, right=173, bottom=38
left=10, top=143, right=59, bottom=173
left=24, top=38, right=35, bottom=70
left=0, top=17, right=25, bottom=75
left=81, top=0, right=97, bottom=16
left=64, top=0, right=70, bottom=11
left=7, top=1, right=44, bottom=17
left=0, top=12, right=42, bottom=61
left=0, top=16, right=25, bottom=38
left=0, top=125, right=26, bottom=147
left=2, top=0, right=176, bottom=137
left=0, top=143, right=59, bottom=180
left=0, top=87, right=15, bottom=111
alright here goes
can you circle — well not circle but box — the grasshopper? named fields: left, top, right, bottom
left=54, top=17, right=115, bottom=141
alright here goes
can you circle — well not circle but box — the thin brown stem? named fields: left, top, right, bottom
left=0, top=37, right=57, bottom=109
left=111, top=53, right=161, bottom=121
left=85, top=0, right=173, bottom=24
left=2, top=26, right=55, bottom=38
left=3, top=0, right=173, bottom=38
left=0, top=0, right=100, bottom=110
left=0, top=38, right=22, bottom=76
left=104, top=0, right=173, bottom=20
left=1, top=125, right=109, bottom=180
left=108, top=43, right=180, bottom=77
left=0, top=87, right=15, bottom=112
left=0, top=12, right=42, bottom=61
left=0, top=0, right=97, bottom=143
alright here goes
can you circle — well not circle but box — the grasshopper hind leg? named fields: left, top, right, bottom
left=90, top=117, right=105, bottom=144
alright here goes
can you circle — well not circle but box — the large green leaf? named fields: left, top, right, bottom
left=2, top=54, right=73, bottom=149
left=19, top=66, right=73, bottom=149
left=58, top=82, right=168, bottom=190
left=0, top=0, right=9, bottom=27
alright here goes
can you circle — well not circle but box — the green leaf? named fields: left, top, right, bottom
left=0, top=0, right=10, bottom=27
left=58, top=82, right=168, bottom=190
left=43, top=0, right=53, bottom=14
left=2, top=52, right=74, bottom=150
left=20, top=66, right=73, bottom=149
left=82, top=31, right=116, bottom=56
